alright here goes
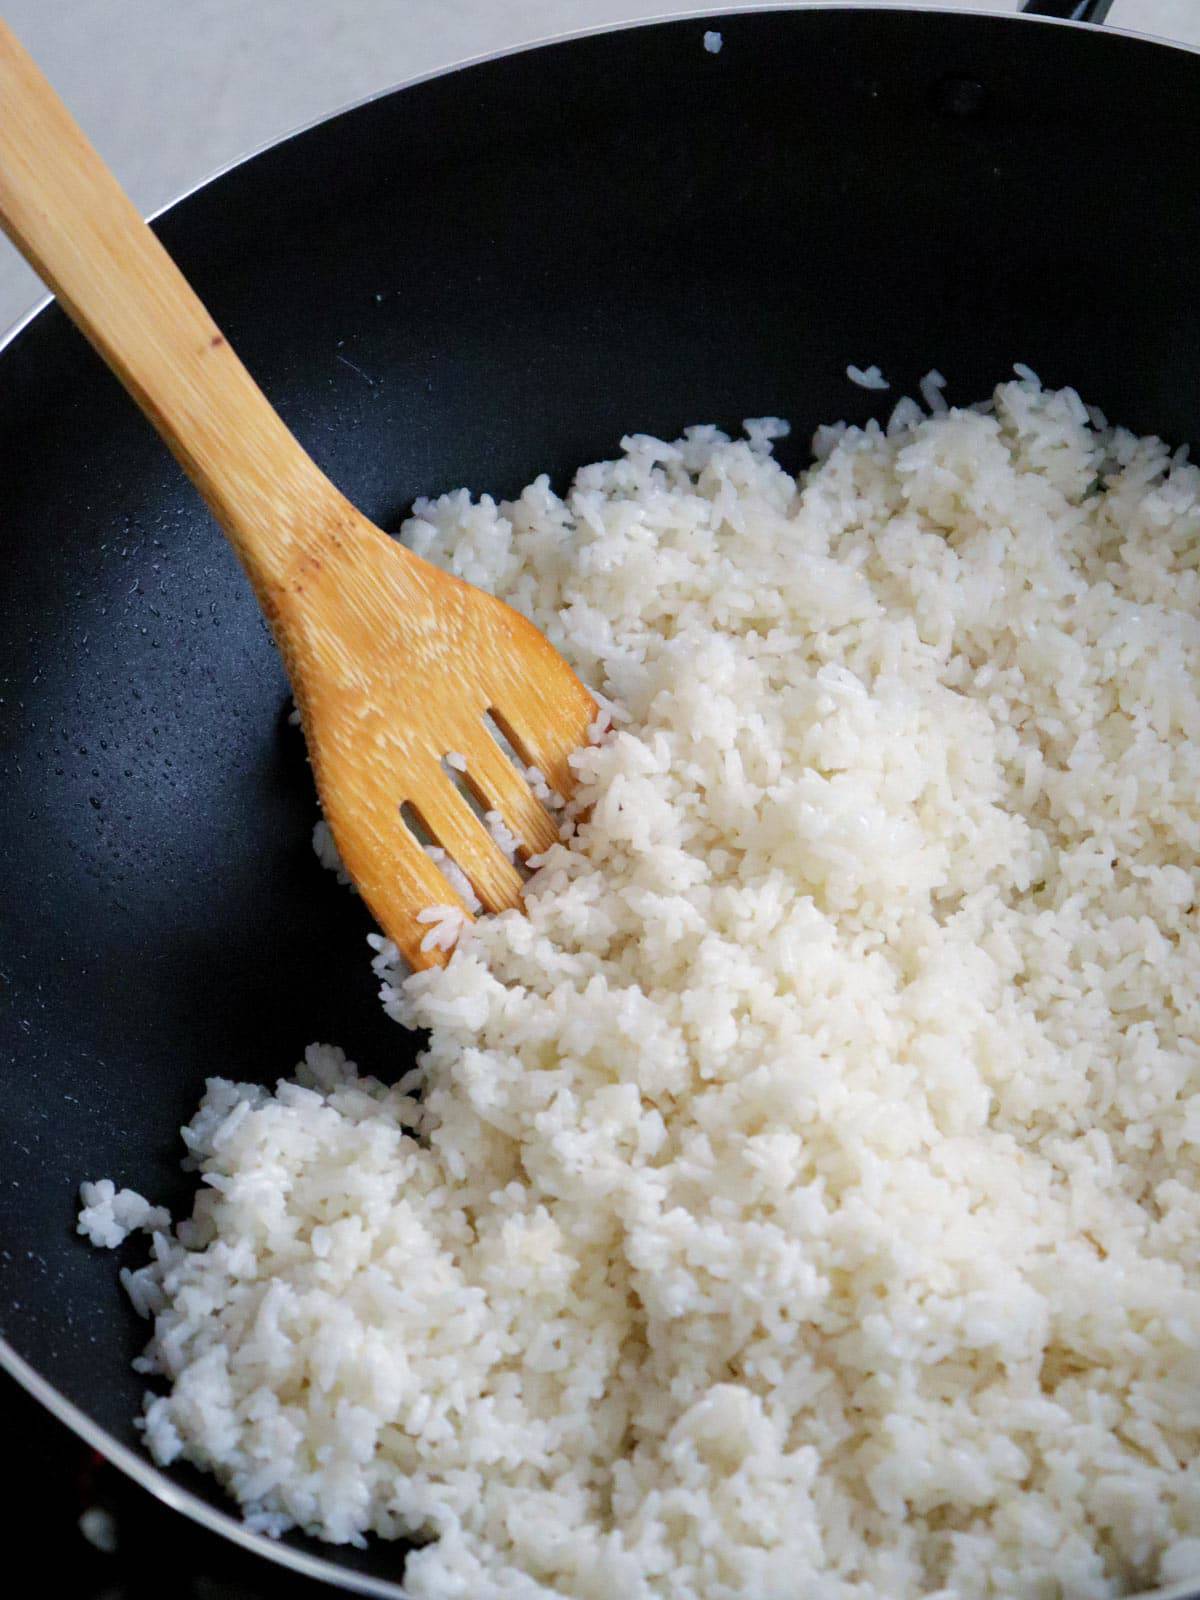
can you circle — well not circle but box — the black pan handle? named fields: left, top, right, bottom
left=1019, top=0, right=1115, bottom=20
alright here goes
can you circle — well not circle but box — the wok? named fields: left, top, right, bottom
left=2, top=4, right=1199, bottom=1595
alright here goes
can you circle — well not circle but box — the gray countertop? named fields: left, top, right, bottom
left=1, top=0, right=1196, bottom=336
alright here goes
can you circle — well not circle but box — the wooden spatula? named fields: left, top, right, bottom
left=0, top=21, right=595, bottom=967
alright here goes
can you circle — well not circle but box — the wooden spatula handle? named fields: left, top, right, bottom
left=0, top=19, right=342, bottom=600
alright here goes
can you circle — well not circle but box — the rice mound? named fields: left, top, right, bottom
left=86, top=378, right=1200, bottom=1599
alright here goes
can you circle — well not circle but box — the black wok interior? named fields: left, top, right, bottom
left=2, top=7, right=1199, bottom=1589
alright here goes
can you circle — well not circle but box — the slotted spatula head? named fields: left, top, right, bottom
left=278, top=505, right=596, bottom=966
left=0, top=18, right=595, bottom=968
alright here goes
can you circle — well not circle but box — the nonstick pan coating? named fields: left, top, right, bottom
left=2, top=8, right=1199, bottom=1594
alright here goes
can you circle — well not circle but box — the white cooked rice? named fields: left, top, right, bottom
left=919, top=367, right=948, bottom=412
left=421, top=845, right=482, bottom=917
left=78, top=1506, right=119, bottom=1553
left=85, top=378, right=1200, bottom=1599
left=311, top=817, right=352, bottom=886
left=846, top=362, right=890, bottom=390
left=415, top=902, right=471, bottom=954
left=77, top=1179, right=170, bottom=1248
left=484, top=808, right=521, bottom=863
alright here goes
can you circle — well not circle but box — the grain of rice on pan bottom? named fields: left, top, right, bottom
left=80, top=372, right=1200, bottom=1600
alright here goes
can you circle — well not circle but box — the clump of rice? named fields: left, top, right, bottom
left=77, top=1179, right=169, bottom=1248
left=85, top=377, right=1200, bottom=1599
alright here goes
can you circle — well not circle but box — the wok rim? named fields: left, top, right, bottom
left=2, top=0, right=1194, bottom=350
left=3, top=5, right=1200, bottom=1595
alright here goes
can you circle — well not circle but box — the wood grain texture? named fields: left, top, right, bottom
left=0, top=18, right=594, bottom=967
